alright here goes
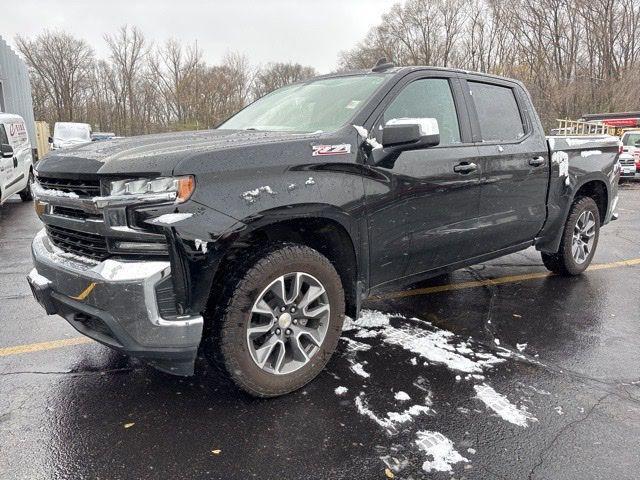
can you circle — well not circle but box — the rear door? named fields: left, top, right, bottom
left=364, top=72, right=483, bottom=287
left=463, top=77, right=549, bottom=252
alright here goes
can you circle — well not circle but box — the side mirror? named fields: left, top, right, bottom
left=1, top=144, right=13, bottom=158
left=634, top=140, right=640, bottom=147
left=48, top=136, right=53, bottom=144
left=371, top=118, right=440, bottom=167
left=382, top=118, right=440, bottom=149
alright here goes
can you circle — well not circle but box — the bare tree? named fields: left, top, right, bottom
left=104, top=25, right=148, bottom=135
left=340, top=0, right=640, bottom=130
left=252, top=62, right=317, bottom=99
left=16, top=31, right=94, bottom=122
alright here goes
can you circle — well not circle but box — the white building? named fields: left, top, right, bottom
left=0, top=36, right=36, bottom=145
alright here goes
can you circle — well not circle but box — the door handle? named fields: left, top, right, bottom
left=453, top=162, right=477, bottom=174
left=529, top=156, right=545, bottom=167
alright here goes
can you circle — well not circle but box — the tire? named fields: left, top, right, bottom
left=205, top=243, right=345, bottom=397
left=541, top=196, right=600, bottom=276
left=19, top=169, right=34, bottom=202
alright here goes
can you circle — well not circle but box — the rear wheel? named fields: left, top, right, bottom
left=541, top=196, right=600, bottom=276
left=19, top=169, right=34, bottom=202
left=206, top=244, right=345, bottom=397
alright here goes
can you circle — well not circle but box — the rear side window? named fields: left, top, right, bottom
left=383, top=78, right=461, bottom=145
left=0, top=125, right=8, bottom=145
left=469, top=81, right=525, bottom=142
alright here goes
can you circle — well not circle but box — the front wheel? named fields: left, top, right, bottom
left=19, top=170, right=34, bottom=202
left=541, top=196, right=600, bottom=276
left=206, top=244, right=345, bottom=397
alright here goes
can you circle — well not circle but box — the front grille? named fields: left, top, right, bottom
left=620, top=157, right=635, bottom=166
left=52, top=206, right=101, bottom=220
left=38, top=177, right=101, bottom=197
left=46, top=224, right=109, bottom=261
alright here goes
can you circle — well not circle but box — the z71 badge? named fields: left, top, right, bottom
left=312, top=144, right=351, bottom=156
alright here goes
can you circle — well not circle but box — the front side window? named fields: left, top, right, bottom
left=469, top=81, right=525, bottom=142
left=219, top=74, right=387, bottom=134
left=382, top=78, right=461, bottom=146
left=0, top=125, right=8, bottom=145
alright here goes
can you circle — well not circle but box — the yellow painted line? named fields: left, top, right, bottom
left=0, top=337, right=93, bottom=357
left=380, top=257, right=640, bottom=300
left=1, top=257, right=639, bottom=358
left=70, top=282, right=96, bottom=301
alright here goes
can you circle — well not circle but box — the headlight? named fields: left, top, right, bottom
left=108, top=176, right=195, bottom=203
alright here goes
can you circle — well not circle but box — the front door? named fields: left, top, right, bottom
left=364, top=74, right=483, bottom=288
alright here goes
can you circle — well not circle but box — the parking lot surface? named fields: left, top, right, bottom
left=1, top=183, right=640, bottom=480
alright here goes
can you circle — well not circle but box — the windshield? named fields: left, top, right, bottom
left=54, top=123, right=91, bottom=142
left=622, top=132, right=640, bottom=146
left=219, top=74, right=387, bottom=133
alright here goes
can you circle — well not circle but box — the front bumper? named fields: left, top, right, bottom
left=28, top=228, right=203, bottom=376
left=620, top=167, right=637, bottom=178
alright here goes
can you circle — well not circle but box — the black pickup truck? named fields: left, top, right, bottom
left=28, top=65, right=620, bottom=397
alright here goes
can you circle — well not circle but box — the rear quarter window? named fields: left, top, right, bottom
left=469, top=81, right=525, bottom=142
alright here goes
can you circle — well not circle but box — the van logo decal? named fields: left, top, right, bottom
left=312, top=144, right=351, bottom=156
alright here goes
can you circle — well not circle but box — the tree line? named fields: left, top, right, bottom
left=16, top=26, right=317, bottom=136
left=340, top=0, right=640, bottom=129
left=17, top=0, right=640, bottom=135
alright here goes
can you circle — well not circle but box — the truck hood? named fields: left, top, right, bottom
left=36, top=129, right=326, bottom=178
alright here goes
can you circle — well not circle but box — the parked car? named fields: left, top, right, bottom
left=49, top=122, right=92, bottom=150
left=621, top=129, right=640, bottom=154
left=91, top=132, right=116, bottom=142
left=619, top=153, right=637, bottom=180
left=0, top=113, right=33, bottom=205
left=28, top=65, right=620, bottom=397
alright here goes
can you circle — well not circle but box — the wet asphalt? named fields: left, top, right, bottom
left=1, top=183, right=640, bottom=480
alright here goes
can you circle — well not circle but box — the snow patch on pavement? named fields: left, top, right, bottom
left=343, top=310, right=506, bottom=375
left=380, top=325, right=505, bottom=374
left=343, top=310, right=392, bottom=331
left=394, top=391, right=411, bottom=402
left=474, top=383, right=538, bottom=427
left=334, top=386, right=348, bottom=396
left=414, top=431, right=468, bottom=473
left=350, top=362, right=371, bottom=378
left=355, top=392, right=433, bottom=434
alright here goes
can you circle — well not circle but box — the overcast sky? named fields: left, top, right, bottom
left=4, top=0, right=398, bottom=73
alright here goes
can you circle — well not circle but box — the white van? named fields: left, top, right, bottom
left=50, top=122, right=92, bottom=150
left=0, top=113, right=33, bottom=204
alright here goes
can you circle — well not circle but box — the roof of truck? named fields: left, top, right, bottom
left=311, top=65, right=524, bottom=86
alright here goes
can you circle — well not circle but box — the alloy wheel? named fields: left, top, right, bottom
left=571, top=210, right=596, bottom=264
left=247, top=272, right=330, bottom=375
